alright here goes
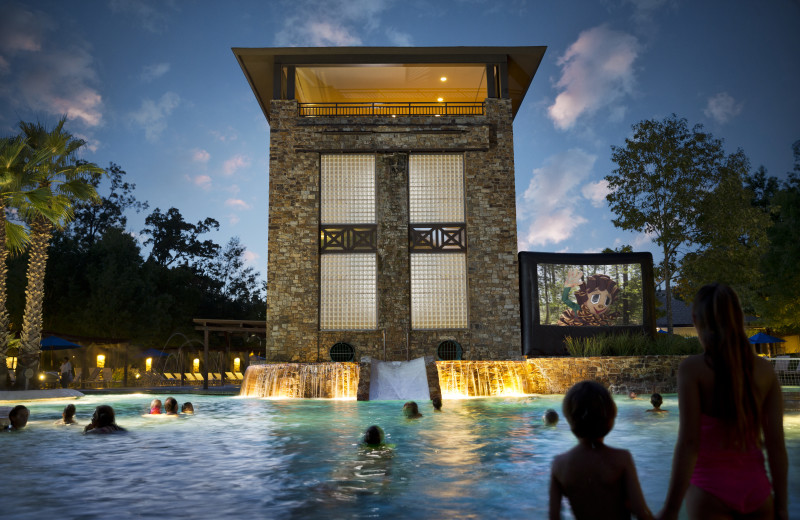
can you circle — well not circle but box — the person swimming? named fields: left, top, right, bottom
left=647, top=393, right=667, bottom=413
left=164, top=397, right=179, bottom=415
left=543, top=408, right=559, bottom=426
left=431, top=396, right=442, bottom=412
left=55, top=404, right=78, bottom=425
left=363, top=425, right=385, bottom=447
left=181, top=402, right=194, bottom=414
left=5, top=405, right=29, bottom=431
left=149, top=398, right=163, bottom=415
left=403, top=401, right=422, bottom=419
left=84, top=405, right=126, bottom=434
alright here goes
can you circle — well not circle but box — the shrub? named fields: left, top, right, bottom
left=564, top=332, right=702, bottom=357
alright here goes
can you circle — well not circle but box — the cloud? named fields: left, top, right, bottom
left=130, top=92, right=180, bottom=141
left=548, top=25, right=640, bottom=131
left=225, top=198, right=251, bottom=210
left=108, top=0, right=171, bottom=33
left=274, top=0, right=390, bottom=46
left=581, top=179, right=610, bottom=207
left=385, top=27, right=413, bottom=46
left=518, top=149, right=597, bottom=249
left=624, top=0, right=674, bottom=26
left=191, top=148, right=210, bottom=163
left=0, top=4, right=103, bottom=127
left=190, top=174, right=212, bottom=190
left=211, top=128, right=238, bottom=142
left=222, top=154, right=251, bottom=176
left=704, top=92, right=742, bottom=124
left=243, top=250, right=259, bottom=265
left=141, top=62, right=170, bottom=82
left=228, top=214, right=240, bottom=225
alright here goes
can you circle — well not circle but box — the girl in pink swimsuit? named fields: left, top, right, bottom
left=656, top=284, right=787, bottom=520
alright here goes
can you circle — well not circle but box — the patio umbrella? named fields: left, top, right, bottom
left=138, top=348, right=171, bottom=358
left=40, top=336, right=83, bottom=350
left=748, top=332, right=785, bottom=344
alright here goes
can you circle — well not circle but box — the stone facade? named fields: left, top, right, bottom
left=265, top=99, right=521, bottom=362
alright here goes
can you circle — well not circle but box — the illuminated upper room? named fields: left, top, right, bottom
left=233, top=46, right=546, bottom=122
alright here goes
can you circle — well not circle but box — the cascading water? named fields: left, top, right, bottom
left=240, top=363, right=359, bottom=399
left=436, top=360, right=551, bottom=398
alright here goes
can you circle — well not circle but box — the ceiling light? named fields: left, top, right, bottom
left=437, top=97, right=444, bottom=102
left=440, top=76, right=447, bottom=82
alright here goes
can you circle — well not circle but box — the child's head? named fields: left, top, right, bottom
left=431, top=397, right=442, bottom=411
left=164, top=397, right=178, bottom=414
left=363, top=425, right=384, bottom=446
left=543, top=408, right=559, bottom=426
left=92, top=405, right=116, bottom=428
left=650, top=393, right=663, bottom=409
left=63, top=404, right=76, bottom=421
left=628, top=391, right=638, bottom=399
left=563, top=381, right=616, bottom=441
left=9, top=405, right=29, bottom=429
left=181, top=402, right=194, bottom=414
left=150, top=399, right=162, bottom=411
left=403, top=401, right=420, bottom=418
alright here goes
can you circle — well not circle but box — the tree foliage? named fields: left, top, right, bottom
left=606, top=114, right=725, bottom=332
left=142, top=207, right=220, bottom=267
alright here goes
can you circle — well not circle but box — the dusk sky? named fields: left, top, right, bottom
left=1, top=0, right=798, bottom=283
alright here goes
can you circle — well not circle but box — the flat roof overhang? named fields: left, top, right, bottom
left=233, top=46, right=546, bottom=123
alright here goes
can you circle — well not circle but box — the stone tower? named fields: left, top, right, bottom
left=234, top=46, right=545, bottom=362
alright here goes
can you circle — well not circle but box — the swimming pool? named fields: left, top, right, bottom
left=2, top=394, right=798, bottom=519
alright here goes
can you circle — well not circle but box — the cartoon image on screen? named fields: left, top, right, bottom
left=557, top=269, right=620, bottom=326
left=536, top=263, right=644, bottom=327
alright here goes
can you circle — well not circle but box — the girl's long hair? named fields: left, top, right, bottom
left=693, top=283, right=759, bottom=448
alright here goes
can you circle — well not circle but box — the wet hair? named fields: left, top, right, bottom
left=9, top=405, right=28, bottom=420
left=562, top=381, right=616, bottom=440
left=431, top=397, right=442, bottom=410
left=650, top=393, right=663, bottom=408
left=543, top=408, right=559, bottom=425
left=181, top=402, right=194, bottom=413
left=574, top=274, right=620, bottom=307
left=164, top=397, right=178, bottom=414
left=93, top=405, right=117, bottom=428
left=63, top=404, right=76, bottom=419
left=150, top=399, right=162, bottom=410
left=403, top=401, right=420, bottom=417
left=693, top=283, right=759, bottom=447
left=363, top=425, right=384, bottom=446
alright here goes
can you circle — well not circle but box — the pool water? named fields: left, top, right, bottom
left=2, top=394, right=798, bottom=519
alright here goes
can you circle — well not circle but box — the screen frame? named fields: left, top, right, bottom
left=518, top=251, right=657, bottom=357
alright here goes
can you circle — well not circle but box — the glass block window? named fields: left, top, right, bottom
left=320, top=254, right=377, bottom=330
left=411, top=255, right=468, bottom=329
left=321, top=155, right=375, bottom=224
left=409, top=154, right=464, bottom=223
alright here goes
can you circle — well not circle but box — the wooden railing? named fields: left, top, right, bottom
left=299, top=102, right=484, bottom=117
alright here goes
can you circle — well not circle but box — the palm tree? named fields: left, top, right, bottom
left=14, top=118, right=103, bottom=389
left=0, top=136, right=50, bottom=389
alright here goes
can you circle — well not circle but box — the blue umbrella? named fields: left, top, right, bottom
left=748, top=332, right=785, bottom=344
left=138, top=348, right=171, bottom=358
left=40, top=336, right=83, bottom=351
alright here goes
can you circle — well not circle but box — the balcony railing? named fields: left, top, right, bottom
left=299, top=102, right=484, bottom=117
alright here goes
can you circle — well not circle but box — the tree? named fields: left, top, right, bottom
left=68, top=162, right=149, bottom=250
left=676, top=150, right=772, bottom=314
left=141, top=207, right=219, bottom=268
left=14, top=118, right=103, bottom=389
left=606, top=115, right=725, bottom=333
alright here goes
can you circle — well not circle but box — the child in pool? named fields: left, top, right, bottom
left=55, top=404, right=78, bottom=425
left=363, top=425, right=385, bottom=447
left=550, top=380, right=652, bottom=520
left=403, top=401, right=422, bottom=419
left=181, top=402, right=194, bottom=414
left=431, top=396, right=442, bottom=412
left=543, top=408, right=559, bottom=426
left=647, top=393, right=667, bottom=413
left=149, top=398, right=163, bottom=414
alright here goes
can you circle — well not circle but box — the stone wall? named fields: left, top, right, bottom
left=266, top=99, right=520, bottom=362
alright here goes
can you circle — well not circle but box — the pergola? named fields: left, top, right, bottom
left=193, top=319, right=267, bottom=390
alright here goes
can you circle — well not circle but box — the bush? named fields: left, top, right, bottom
left=564, top=332, right=702, bottom=357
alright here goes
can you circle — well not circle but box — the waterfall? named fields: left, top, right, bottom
left=240, top=363, right=359, bottom=399
left=436, top=360, right=551, bottom=397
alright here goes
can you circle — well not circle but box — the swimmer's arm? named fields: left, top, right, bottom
left=656, top=358, right=701, bottom=520
left=548, top=458, right=564, bottom=520
left=761, top=363, right=788, bottom=520
left=622, top=451, right=653, bottom=520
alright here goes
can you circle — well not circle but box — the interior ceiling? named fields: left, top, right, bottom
left=295, top=65, right=487, bottom=103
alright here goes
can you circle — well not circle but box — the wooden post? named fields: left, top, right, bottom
left=203, top=327, right=209, bottom=390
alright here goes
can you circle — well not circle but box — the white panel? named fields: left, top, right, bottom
left=409, top=154, right=464, bottom=223
left=321, top=155, right=375, bottom=224
left=320, top=254, right=377, bottom=330
left=411, top=255, right=468, bottom=329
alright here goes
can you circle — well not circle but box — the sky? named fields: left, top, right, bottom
left=1, top=0, right=798, bottom=283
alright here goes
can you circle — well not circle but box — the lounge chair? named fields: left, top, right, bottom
left=83, top=368, right=102, bottom=388
left=773, top=356, right=790, bottom=373
left=234, top=372, right=244, bottom=381
left=225, top=372, right=237, bottom=383
left=193, top=373, right=205, bottom=383
left=183, top=373, right=197, bottom=383
left=164, top=373, right=177, bottom=382
left=212, top=373, right=223, bottom=384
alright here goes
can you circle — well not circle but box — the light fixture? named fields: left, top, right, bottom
left=96, top=354, right=105, bottom=368
left=39, top=373, right=44, bottom=381
left=193, top=358, right=200, bottom=373
left=135, top=373, right=141, bottom=379
left=437, top=97, right=444, bottom=102
left=145, top=357, right=153, bottom=372
left=233, top=357, right=241, bottom=372
left=440, top=76, right=447, bottom=82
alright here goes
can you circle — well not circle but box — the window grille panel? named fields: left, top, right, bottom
left=409, top=154, right=464, bottom=223
left=411, top=254, right=468, bottom=329
left=320, top=254, right=377, bottom=330
left=321, top=155, right=375, bottom=224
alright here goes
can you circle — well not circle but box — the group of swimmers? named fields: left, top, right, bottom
left=148, top=397, right=194, bottom=415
